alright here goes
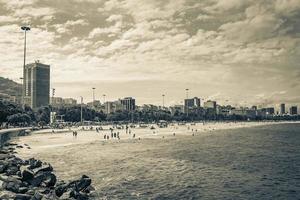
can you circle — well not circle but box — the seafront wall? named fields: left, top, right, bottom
left=0, top=128, right=29, bottom=146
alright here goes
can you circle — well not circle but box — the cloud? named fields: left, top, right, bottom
left=0, top=0, right=299, bottom=106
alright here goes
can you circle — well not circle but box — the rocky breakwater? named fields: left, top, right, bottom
left=0, top=143, right=95, bottom=200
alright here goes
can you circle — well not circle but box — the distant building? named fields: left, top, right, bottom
left=23, top=61, right=50, bottom=109
left=0, top=93, right=20, bottom=104
left=184, top=97, right=201, bottom=108
left=51, top=97, right=63, bottom=106
left=120, top=97, right=135, bottom=111
left=63, top=98, right=77, bottom=106
left=104, top=100, right=123, bottom=114
left=203, top=100, right=217, bottom=109
left=290, top=106, right=298, bottom=115
left=51, top=97, right=77, bottom=107
left=280, top=103, right=285, bottom=115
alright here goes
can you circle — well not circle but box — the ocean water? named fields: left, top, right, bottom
left=16, top=123, right=300, bottom=199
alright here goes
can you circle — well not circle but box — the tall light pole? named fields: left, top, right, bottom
left=102, top=94, right=106, bottom=103
left=21, top=26, right=30, bottom=108
left=92, top=87, right=95, bottom=107
left=51, top=88, right=55, bottom=105
left=162, top=94, right=165, bottom=108
left=19, top=77, right=23, bottom=106
left=185, top=88, right=189, bottom=99
left=80, top=96, right=83, bottom=125
left=185, top=88, right=189, bottom=118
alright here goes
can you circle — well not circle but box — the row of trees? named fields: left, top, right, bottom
left=1, top=100, right=300, bottom=127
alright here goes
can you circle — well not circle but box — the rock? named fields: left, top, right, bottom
left=29, top=172, right=45, bottom=187
left=15, top=194, right=32, bottom=200
left=0, top=153, right=12, bottom=160
left=29, top=171, right=56, bottom=187
left=54, top=183, right=69, bottom=197
left=82, top=185, right=95, bottom=194
left=5, top=165, right=19, bottom=175
left=42, top=173, right=56, bottom=187
left=32, top=164, right=53, bottom=175
left=22, top=169, right=34, bottom=182
left=0, top=190, right=16, bottom=199
left=75, top=175, right=91, bottom=192
left=31, top=192, right=43, bottom=200
left=2, top=177, right=22, bottom=193
left=18, top=187, right=29, bottom=194
left=8, top=156, right=24, bottom=166
left=41, top=190, right=59, bottom=200
left=28, top=158, right=42, bottom=170
left=0, top=160, right=8, bottom=173
left=70, top=190, right=89, bottom=200
left=16, top=145, right=24, bottom=148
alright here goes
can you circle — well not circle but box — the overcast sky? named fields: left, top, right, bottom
left=0, top=0, right=299, bottom=107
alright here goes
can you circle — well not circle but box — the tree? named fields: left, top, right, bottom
left=7, top=113, right=31, bottom=126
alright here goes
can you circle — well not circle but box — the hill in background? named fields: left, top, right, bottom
left=0, top=77, right=21, bottom=97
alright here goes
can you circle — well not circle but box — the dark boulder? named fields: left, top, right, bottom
left=30, top=192, right=43, bottom=200
left=0, top=160, right=8, bottom=173
left=42, top=173, right=56, bottom=187
left=22, top=169, right=34, bottom=182
left=75, top=175, right=91, bottom=192
left=28, top=158, right=42, bottom=170
left=5, top=165, right=19, bottom=175
left=32, top=164, right=53, bottom=175
left=0, top=153, right=13, bottom=160
left=15, top=194, right=32, bottom=200
left=2, top=177, right=22, bottom=193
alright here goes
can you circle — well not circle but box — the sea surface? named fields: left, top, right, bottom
left=16, top=123, right=300, bottom=199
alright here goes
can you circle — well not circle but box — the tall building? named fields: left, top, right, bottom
left=120, top=97, right=136, bottom=111
left=280, top=103, right=285, bottom=115
left=23, top=61, right=50, bottom=109
left=203, top=100, right=217, bottom=109
left=184, top=97, right=201, bottom=108
left=290, top=106, right=298, bottom=115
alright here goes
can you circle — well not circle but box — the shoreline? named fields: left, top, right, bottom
left=10, top=120, right=299, bottom=153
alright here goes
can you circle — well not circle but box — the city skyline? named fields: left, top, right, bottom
left=0, top=0, right=300, bottom=106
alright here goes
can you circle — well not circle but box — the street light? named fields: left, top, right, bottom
left=103, top=94, right=106, bottom=103
left=19, top=77, right=23, bottom=105
left=80, top=96, right=83, bottom=125
left=21, top=26, right=30, bottom=108
left=92, top=87, right=95, bottom=107
left=185, top=89, right=189, bottom=117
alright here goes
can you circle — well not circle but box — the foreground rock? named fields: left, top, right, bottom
left=0, top=144, right=95, bottom=199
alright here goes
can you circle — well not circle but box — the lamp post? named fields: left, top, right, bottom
left=102, top=94, right=106, bottom=103
left=185, top=88, right=189, bottom=117
left=19, top=77, right=23, bottom=106
left=21, top=26, right=30, bottom=108
left=92, top=87, right=95, bottom=107
left=80, top=96, right=83, bottom=125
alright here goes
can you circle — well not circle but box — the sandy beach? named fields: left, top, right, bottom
left=10, top=121, right=300, bottom=199
left=12, top=121, right=297, bottom=151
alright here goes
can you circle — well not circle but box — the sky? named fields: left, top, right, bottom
left=0, top=0, right=299, bottom=107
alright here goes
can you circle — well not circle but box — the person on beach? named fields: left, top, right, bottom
left=114, top=132, right=116, bottom=138
left=173, top=133, right=176, bottom=136
left=129, top=130, right=131, bottom=134
left=133, top=133, right=135, bottom=138
left=104, top=135, right=106, bottom=140
left=126, top=125, right=129, bottom=134
left=117, top=132, right=119, bottom=138
left=111, top=132, right=113, bottom=138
